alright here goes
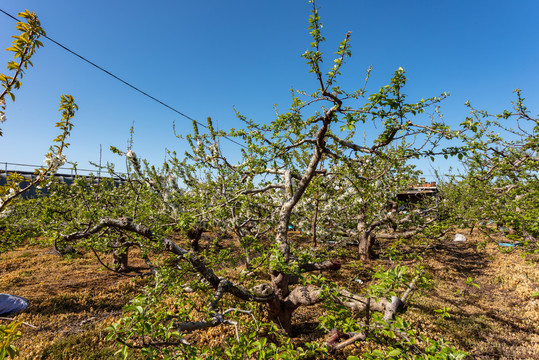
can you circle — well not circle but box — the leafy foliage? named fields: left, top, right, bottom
left=0, top=321, right=22, bottom=359
left=14, top=1, right=539, bottom=358
left=444, top=90, right=539, bottom=254
left=0, top=10, right=46, bottom=134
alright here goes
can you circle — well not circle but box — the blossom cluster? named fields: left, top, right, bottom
left=0, top=98, right=6, bottom=123
left=0, top=188, right=19, bottom=213
left=43, top=153, right=66, bottom=168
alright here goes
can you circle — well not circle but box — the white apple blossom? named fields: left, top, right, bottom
left=209, top=143, right=219, bottom=157
left=44, top=153, right=66, bottom=168
left=166, top=174, right=177, bottom=185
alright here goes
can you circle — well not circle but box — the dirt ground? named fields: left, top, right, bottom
left=411, top=231, right=539, bottom=359
left=0, top=231, right=538, bottom=359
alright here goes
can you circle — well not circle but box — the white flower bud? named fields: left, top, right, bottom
left=167, top=174, right=176, bottom=185
left=56, top=154, right=66, bottom=166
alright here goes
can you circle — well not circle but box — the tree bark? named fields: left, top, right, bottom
left=358, top=230, right=376, bottom=261
left=267, top=105, right=337, bottom=334
left=327, top=273, right=422, bottom=351
left=186, top=226, right=204, bottom=252
left=112, top=247, right=129, bottom=272
left=311, top=192, right=320, bottom=247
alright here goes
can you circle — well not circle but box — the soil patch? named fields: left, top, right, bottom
left=1, top=231, right=538, bottom=359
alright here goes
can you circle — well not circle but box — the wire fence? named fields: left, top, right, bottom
left=0, top=162, right=128, bottom=199
left=0, top=161, right=124, bottom=177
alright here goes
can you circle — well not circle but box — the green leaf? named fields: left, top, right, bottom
left=387, top=348, right=402, bottom=357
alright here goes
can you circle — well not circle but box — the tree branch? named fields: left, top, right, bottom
left=61, top=217, right=274, bottom=303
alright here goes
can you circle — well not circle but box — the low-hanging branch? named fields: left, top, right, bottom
left=326, top=272, right=422, bottom=352
left=176, top=281, right=254, bottom=337
left=61, top=217, right=274, bottom=303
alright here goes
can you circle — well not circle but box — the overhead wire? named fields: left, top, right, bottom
left=0, top=9, right=450, bottom=181
left=0, top=8, right=249, bottom=150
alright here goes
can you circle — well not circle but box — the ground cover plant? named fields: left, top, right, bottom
left=1, top=1, right=538, bottom=359
left=18, top=1, right=466, bottom=356
left=1, top=231, right=538, bottom=359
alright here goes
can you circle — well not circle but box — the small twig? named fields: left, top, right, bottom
left=224, top=319, right=240, bottom=341
left=90, top=247, right=137, bottom=277
left=401, top=272, right=423, bottom=304
left=0, top=317, right=38, bottom=329
left=328, top=331, right=366, bottom=351
left=365, top=296, right=371, bottom=330
left=142, top=254, right=157, bottom=275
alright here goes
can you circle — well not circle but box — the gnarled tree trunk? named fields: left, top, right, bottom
left=112, top=247, right=130, bottom=272
left=358, top=230, right=376, bottom=261
left=357, top=209, right=376, bottom=260
left=187, top=226, right=204, bottom=252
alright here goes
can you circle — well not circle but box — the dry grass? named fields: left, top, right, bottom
left=1, top=231, right=538, bottom=359
left=0, top=245, right=147, bottom=359
left=408, top=231, right=539, bottom=359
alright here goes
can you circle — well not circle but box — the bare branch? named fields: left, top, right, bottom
left=326, top=329, right=366, bottom=352
left=327, top=133, right=378, bottom=155
left=284, top=138, right=317, bottom=150
left=298, top=260, right=342, bottom=273
left=286, top=286, right=322, bottom=309
left=337, top=273, right=421, bottom=321
left=61, top=217, right=274, bottom=303
left=241, top=183, right=285, bottom=195
left=0, top=317, right=38, bottom=329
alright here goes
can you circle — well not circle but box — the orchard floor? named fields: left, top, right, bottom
left=0, top=231, right=538, bottom=359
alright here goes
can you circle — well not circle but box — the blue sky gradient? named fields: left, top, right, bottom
left=0, top=1, right=538, bottom=177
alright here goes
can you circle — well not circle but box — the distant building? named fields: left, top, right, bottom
left=397, top=177, right=438, bottom=204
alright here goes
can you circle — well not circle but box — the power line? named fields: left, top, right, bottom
left=0, top=8, right=248, bottom=150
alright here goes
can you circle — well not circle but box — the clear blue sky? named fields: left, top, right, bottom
left=1, top=1, right=538, bottom=177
